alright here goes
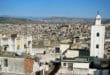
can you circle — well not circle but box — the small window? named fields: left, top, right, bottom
left=28, top=41, right=31, bottom=45
left=96, top=32, right=100, bottom=37
left=68, top=63, right=73, bottom=70
left=63, top=63, right=66, bottom=66
left=4, top=46, right=8, bottom=51
left=4, top=59, right=8, bottom=67
left=24, top=44, right=27, bottom=48
left=4, top=45, right=9, bottom=51
left=96, top=44, right=99, bottom=48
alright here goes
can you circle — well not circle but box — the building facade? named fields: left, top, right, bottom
left=90, top=13, right=105, bottom=58
left=0, top=34, right=32, bottom=55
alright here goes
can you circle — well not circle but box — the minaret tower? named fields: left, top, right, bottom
left=90, top=12, right=105, bottom=58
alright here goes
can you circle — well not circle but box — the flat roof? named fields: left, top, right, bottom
left=0, top=51, right=25, bottom=58
left=62, top=56, right=97, bottom=63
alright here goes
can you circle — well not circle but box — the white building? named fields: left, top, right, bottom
left=56, top=57, right=96, bottom=75
left=0, top=34, right=15, bottom=52
left=90, top=13, right=105, bottom=58
left=0, top=34, right=33, bottom=55
left=0, top=57, right=24, bottom=75
left=15, top=35, right=33, bottom=55
left=60, top=43, right=70, bottom=53
left=65, top=50, right=79, bottom=58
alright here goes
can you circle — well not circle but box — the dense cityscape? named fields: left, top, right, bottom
left=0, top=0, right=110, bottom=75
left=0, top=14, right=110, bottom=75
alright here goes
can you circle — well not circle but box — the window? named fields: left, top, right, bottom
left=96, top=32, right=100, bottom=37
left=28, top=41, right=31, bottom=46
left=3, top=45, right=9, bottom=51
left=63, top=63, right=66, bottom=66
left=24, top=44, right=27, bottom=48
left=4, top=59, right=8, bottom=67
left=96, top=44, right=99, bottom=48
left=68, top=63, right=73, bottom=70
left=4, top=46, right=8, bottom=51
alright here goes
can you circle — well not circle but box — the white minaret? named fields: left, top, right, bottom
left=90, top=12, right=105, bottom=58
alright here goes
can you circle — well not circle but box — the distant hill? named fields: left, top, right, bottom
left=0, top=16, right=110, bottom=24
left=0, top=16, right=35, bottom=24
left=40, top=17, right=94, bottom=24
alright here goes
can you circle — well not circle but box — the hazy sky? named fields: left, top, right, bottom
left=0, top=0, right=110, bottom=18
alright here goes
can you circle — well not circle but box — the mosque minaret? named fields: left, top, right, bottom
left=90, top=12, right=105, bottom=58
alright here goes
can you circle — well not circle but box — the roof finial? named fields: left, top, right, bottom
left=97, top=11, right=100, bottom=15
left=95, top=11, right=101, bottom=25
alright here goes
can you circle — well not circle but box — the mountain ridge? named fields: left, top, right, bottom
left=0, top=16, right=110, bottom=24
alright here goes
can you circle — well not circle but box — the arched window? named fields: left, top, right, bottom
left=96, top=32, right=100, bottom=37
left=96, top=44, right=99, bottom=48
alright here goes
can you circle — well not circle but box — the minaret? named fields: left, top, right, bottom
left=90, top=12, right=105, bottom=58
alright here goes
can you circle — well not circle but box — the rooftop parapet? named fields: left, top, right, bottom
left=0, top=51, right=25, bottom=58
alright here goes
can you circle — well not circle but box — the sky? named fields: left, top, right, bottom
left=0, top=0, right=110, bottom=18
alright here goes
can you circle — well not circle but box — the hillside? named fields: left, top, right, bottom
left=0, top=16, right=110, bottom=24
